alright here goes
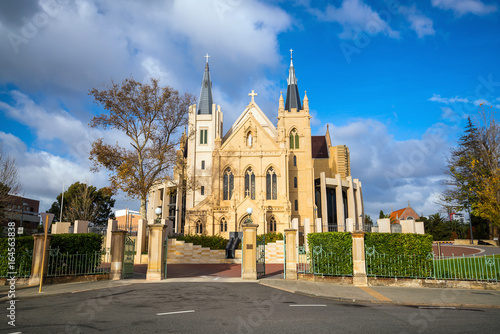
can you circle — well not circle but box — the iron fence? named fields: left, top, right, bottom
left=432, top=254, right=499, bottom=282
left=46, top=248, right=110, bottom=277
left=297, top=245, right=352, bottom=276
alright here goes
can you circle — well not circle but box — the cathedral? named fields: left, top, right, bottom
left=148, top=52, right=365, bottom=240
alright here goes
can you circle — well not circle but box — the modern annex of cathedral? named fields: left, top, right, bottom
left=148, top=53, right=365, bottom=240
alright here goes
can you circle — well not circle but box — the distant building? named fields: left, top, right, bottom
left=390, top=202, right=420, bottom=223
left=0, top=195, right=40, bottom=234
left=115, top=209, right=141, bottom=233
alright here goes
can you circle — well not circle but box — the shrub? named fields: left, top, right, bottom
left=257, top=232, right=283, bottom=245
left=307, top=232, right=353, bottom=276
left=0, top=236, right=34, bottom=277
left=50, top=233, right=104, bottom=255
left=175, top=234, right=228, bottom=250
left=364, top=233, right=433, bottom=278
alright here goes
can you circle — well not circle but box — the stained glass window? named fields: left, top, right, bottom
left=220, top=218, right=227, bottom=232
left=290, top=129, right=299, bottom=149
left=223, top=168, right=233, bottom=200
left=266, top=167, right=277, bottom=200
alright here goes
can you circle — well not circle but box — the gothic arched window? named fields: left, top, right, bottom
left=266, top=167, right=277, bottom=200
left=289, top=129, right=299, bottom=149
left=269, top=216, right=277, bottom=232
left=196, top=220, right=203, bottom=234
left=244, top=167, right=256, bottom=200
left=220, top=217, right=227, bottom=232
left=223, top=168, right=234, bottom=200
left=294, top=177, right=297, bottom=188
left=293, top=155, right=297, bottom=166
left=294, top=199, right=298, bottom=211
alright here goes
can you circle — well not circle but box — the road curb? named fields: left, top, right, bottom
left=260, top=282, right=500, bottom=309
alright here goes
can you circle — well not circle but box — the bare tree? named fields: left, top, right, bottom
left=0, top=141, right=21, bottom=217
left=89, top=78, right=195, bottom=218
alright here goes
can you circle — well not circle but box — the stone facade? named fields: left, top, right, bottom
left=148, top=54, right=365, bottom=241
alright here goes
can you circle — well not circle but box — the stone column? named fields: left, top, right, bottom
left=352, top=231, right=367, bottom=286
left=315, top=218, right=322, bottom=233
left=346, top=218, right=354, bottom=232
left=74, top=220, right=89, bottom=233
left=291, top=218, right=299, bottom=248
left=320, top=172, right=328, bottom=232
left=105, top=219, right=117, bottom=262
left=284, top=229, right=297, bottom=280
left=241, top=223, right=258, bottom=280
left=346, top=176, right=356, bottom=229
left=109, top=230, right=127, bottom=280
left=135, top=219, right=147, bottom=264
left=28, top=234, right=51, bottom=286
left=303, top=218, right=310, bottom=251
left=335, top=174, right=345, bottom=231
left=354, top=179, right=364, bottom=230
left=147, top=224, right=167, bottom=281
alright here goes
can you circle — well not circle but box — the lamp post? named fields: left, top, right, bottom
left=155, top=207, right=162, bottom=224
left=246, top=207, right=253, bottom=224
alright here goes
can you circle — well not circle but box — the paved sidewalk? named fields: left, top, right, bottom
left=259, top=279, right=500, bottom=309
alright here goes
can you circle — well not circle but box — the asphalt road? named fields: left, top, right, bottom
left=2, top=282, right=499, bottom=334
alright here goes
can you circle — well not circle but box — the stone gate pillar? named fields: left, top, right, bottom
left=135, top=219, right=147, bottom=264
left=241, top=223, right=258, bottom=280
left=284, top=229, right=297, bottom=280
left=352, top=231, right=367, bottom=286
left=147, top=224, right=167, bottom=281
left=28, top=234, right=51, bottom=286
left=110, top=230, right=127, bottom=280
left=105, top=219, right=117, bottom=262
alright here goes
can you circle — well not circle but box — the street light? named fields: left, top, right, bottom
left=463, top=181, right=474, bottom=245
left=246, top=207, right=253, bottom=224
left=155, top=207, right=162, bottom=224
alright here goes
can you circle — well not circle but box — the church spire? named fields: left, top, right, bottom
left=197, top=53, right=213, bottom=115
left=285, top=49, right=301, bottom=112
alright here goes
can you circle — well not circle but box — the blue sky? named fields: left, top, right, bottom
left=0, top=0, right=499, bottom=219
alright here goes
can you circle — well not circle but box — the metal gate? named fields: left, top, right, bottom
left=122, top=236, right=136, bottom=279
left=256, top=236, right=265, bottom=278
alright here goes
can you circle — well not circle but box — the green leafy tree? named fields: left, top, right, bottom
left=89, top=78, right=195, bottom=218
left=379, top=210, right=389, bottom=219
left=421, top=213, right=451, bottom=241
left=47, top=182, right=115, bottom=226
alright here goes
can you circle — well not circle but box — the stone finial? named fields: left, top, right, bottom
left=279, top=91, right=284, bottom=111
left=303, top=91, right=309, bottom=110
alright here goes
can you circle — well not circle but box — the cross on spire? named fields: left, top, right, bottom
left=204, top=53, right=210, bottom=63
left=248, top=90, right=257, bottom=103
left=289, top=48, right=293, bottom=59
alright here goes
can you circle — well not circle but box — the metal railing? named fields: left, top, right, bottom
left=432, top=254, right=500, bottom=282
left=297, top=245, right=353, bottom=276
left=46, top=248, right=110, bottom=277
left=365, top=247, right=433, bottom=279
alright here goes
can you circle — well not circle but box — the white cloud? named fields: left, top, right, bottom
left=322, top=119, right=450, bottom=218
left=432, top=0, right=498, bottom=16
left=312, top=0, right=400, bottom=39
left=399, top=5, right=435, bottom=38
left=428, top=94, right=470, bottom=104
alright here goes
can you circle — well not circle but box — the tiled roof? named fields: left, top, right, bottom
left=390, top=208, right=405, bottom=221
left=311, top=136, right=329, bottom=159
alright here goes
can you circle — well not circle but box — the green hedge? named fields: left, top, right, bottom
left=257, top=232, right=283, bottom=245
left=307, top=232, right=353, bottom=276
left=175, top=234, right=228, bottom=250
left=50, top=233, right=104, bottom=255
left=364, top=233, right=433, bottom=278
left=0, top=236, right=34, bottom=277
